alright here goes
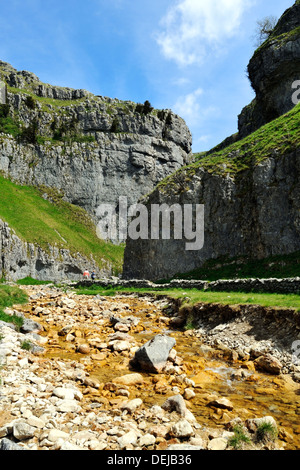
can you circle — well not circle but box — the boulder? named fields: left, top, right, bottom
left=162, top=395, right=187, bottom=417
left=208, top=437, right=228, bottom=451
left=121, top=398, right=143, bottom=414
left=208, top=397, right=234, bottom=411
left=0, top=438, right=27, bottom=450
left=114, top=373, right=144, bottom=386
left=170, top=419, right=194, bottom=439
left=254, top=354, right=282, bottom=375
left=13, top=422, right=36, bottom=441
left=131, top=334, right=176, bottom=373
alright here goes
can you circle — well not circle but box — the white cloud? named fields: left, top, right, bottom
left=173, top=88, right=203, bottom=123
left=156, top=0, right=252, bottom=66
left=173, top=87, right=219, bottom=125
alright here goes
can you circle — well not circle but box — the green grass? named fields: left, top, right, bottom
left=256, top=422, right=278, bottom=444
left=154, top=102, right=300, bottom=197
left=20, top=340, right=32, bottom=351
left=228, top=425, right=251, bottom=450
left=0, top=176, right=124, bottom=275
left=7, top=85, right=88, bottom=111
left=74, top=285, right=300, bottom=312
left=17, top=277, right=52, bottom=286
left=168, top=252, right=300, bottom=282
left=0, top=285, right=28, bottom=329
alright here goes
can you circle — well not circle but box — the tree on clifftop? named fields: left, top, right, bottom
left=254, top=16, right=278, bottom=46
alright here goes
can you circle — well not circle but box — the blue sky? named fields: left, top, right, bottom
left=0, top=0, right=294, bottom=152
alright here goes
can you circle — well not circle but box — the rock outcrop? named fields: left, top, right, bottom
left=0, top=219, right=107, bottom=281
left=0, top=61, right=192, bottom=223
left=0, top=61, right=191, bottom=280
left=238, top=1, right=300, bottom=138
left=123, top=1, right=300, bottom=281
left=123, top=145, right=300, bottom=281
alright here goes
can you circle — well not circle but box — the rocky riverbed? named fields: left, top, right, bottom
left=0, top=285, right=299, bottom=451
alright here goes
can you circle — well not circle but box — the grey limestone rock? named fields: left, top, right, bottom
left=239, top=1, right=300, bottom=138
left=0, top=218, right=106, bottom=281
left=0, top=62, right=191, bottom=281
left=123, top=150, right=300, bottom=280
left=131, top=334, right=176, bottom=373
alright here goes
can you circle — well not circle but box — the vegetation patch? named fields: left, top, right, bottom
left=255, top=422, right=278, bottom=444
left=74, top=285, right=300, bottom=312
left=0, top=176, right=124, bottom=275
left=168, top=251, right=300, bottom=282
left=17, top=277, right=52, bottom=286
left=228, top=425, right=252, bottom=450
left=153, top=102, right=300, bottom=198
left=0, top=285, right=28, bottom=329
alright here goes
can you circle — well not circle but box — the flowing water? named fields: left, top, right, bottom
left=21, top=290, right=300, bottom=450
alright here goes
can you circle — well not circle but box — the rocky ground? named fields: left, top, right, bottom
left=0, top=285, right=299, bottom=451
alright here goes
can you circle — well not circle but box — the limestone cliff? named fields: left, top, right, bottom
left=123, top=146, right=300, bottom=280
left=123, top=1, right=300, bottom=281
left=0, top=61, right=192, bottom=221
left=0, top=219, right=107, bottom=281
left=238, top=0, right=300, bottom=138
left=0, top=61, right=191, bottom=280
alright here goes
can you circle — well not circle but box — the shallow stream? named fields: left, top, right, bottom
left=22, top=292, right=300, bottom=450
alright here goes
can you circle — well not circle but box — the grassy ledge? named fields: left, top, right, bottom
left=0, top=284, right=28, bottom=329
left=74, top=285, right=300, bottom=313
left=0, top=175, right=124, bottom=275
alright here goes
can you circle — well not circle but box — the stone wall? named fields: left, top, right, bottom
left=74, top=276, right=300, bottom=295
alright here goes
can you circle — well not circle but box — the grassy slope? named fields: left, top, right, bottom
left=0, top=176, right=124, bottom=275
left=157, top=102, right=300, bottom=192
left=74, top=285, right=300, bottom=312
left=169, top=252, right=300, bottom=282
left=0, top=284, right=28, bottom=328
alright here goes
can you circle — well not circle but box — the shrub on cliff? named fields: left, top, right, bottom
left=135, top=100, right=153, bottom=116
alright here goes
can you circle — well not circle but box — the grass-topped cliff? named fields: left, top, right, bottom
left=0, top=175, right=124, bottom=276
left=123, top=98, right=300, bottom=281
left=0, top=60, right=192, bottom=281
left=157, top=101, right=300, bottom=192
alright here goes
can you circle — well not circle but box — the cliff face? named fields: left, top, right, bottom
left=0, top=61, right=192, bottom=222
left=238, top=1, right=300, bottom=138
left=123, top=148, right=300, bottom=280
left=0, top=62, right=192, bottom=280
left=122, top=1, right=300, bottom=281
left=0, top=219, right=107, bottom=281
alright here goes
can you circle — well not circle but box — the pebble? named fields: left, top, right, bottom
left=207, top=437, right=228, bottom=451
left=0, top=285, right=286, bottom=451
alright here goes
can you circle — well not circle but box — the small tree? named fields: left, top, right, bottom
left=135, top=100, right=153, bottom=116
left=254, top=16, right=278, bottom=47
left=19, top=119, right=39, bottom=144
left=143, top=100, right=153, bottom=115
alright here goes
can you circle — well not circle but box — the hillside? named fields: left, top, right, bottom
left=0, top=60, right=191, bottom=223
left=0, top=61, right=191, bottom=281
left=0, top=175, right=124, bottom=280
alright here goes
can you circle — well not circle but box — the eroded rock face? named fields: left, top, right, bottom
left=0, top=61, right=192, bottom=280
left=0, top=218, right=105, bottom=281
left=123, top=150, right=300, bottom=280
left=0, top=61, right=192, bottom=224
left=238, top=1, right=300, bottom=138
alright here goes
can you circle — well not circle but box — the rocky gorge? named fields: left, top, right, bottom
left=123, top=1, right=300, bottom=281
left=0, top=284, right=299, bottom=451
left=0, top=60, right=191, bottom=281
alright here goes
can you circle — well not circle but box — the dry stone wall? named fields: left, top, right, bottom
left=74, top=276, right=300, bottom=295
